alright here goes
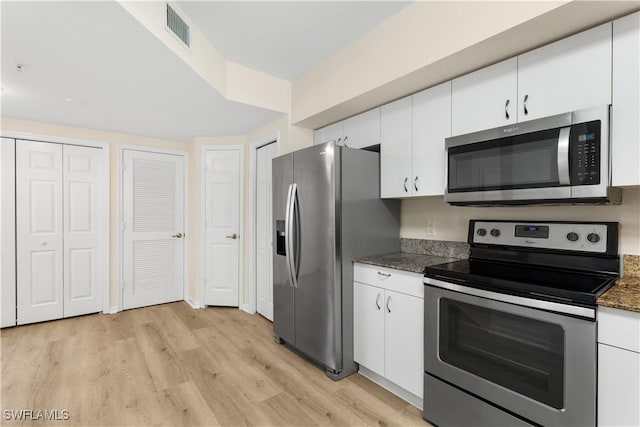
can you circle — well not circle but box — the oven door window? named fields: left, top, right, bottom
left=448, top=128, right=560, bottom=193
left=439, top=298, right=564, bottom=409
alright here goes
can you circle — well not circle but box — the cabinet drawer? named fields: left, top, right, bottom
left=598, top=306, right=640, bottom=352
left=354, top=263, right=423, bottom=298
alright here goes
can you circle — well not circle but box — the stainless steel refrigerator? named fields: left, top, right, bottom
left=272, top=141, right=400, bottom=380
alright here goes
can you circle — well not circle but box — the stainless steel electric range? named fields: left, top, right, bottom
left=423, top=220, right=620, bottom=427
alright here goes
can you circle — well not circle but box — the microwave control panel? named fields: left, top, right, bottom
left=571, top=120, right=600, bottom=185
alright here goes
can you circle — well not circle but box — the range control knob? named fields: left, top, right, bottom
left=587, top=233, right=601, bottom=243
left=566, top=232, right=579, bottom=242
left=490, top=229, right=501, bottom=237
left=477, top=228, right=487, bottom=236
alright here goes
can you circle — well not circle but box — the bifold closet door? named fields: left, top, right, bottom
left=63, top=145, right=102, bottom=317
left=16, top=140, right=64, bottom=325
left=16, top=141, right=102, bottom=325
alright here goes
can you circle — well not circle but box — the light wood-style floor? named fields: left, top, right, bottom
left=1, top=302, right=427, bottom=426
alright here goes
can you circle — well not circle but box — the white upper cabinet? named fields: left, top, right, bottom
left=517, top=22, right=612, bottom=122
left=314, top=108, right=380, bottom=149
left=451, top=58, right=518, bottom=136
left=381, top=97, right=412, bottom=198
left=314, top=121, right=343, bottom=146
left=342, top=108, right=381, bottom=149
left=612, top=12, right=640, bottom=186
left=412, top=81, right=451, bottom=197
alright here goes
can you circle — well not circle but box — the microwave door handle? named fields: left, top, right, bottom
left=557, top=127, right=571, bottom=186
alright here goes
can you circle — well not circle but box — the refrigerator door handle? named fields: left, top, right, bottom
left=284, top=184, right=296, bottom=288
left=287, top=183, right=299, bottom=288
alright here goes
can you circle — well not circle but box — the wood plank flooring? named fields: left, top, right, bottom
left=1, top=302, right=428, bottom=426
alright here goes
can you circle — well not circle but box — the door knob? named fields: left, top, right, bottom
left=226, top=233, right=238, bottom=240
left=172, top=233, right=183, bottom=238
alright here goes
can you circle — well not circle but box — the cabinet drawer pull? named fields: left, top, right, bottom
left=505, top=99, right=510, bottom=120
left=386, top=296, right=392, bottom=313
left=403, top=177, right=408, bottom=192
left=524, top=94, right=529, bottom=116
left=377, top=271, right=391, bottom=278
left=375, top=293, right=382, bottom=310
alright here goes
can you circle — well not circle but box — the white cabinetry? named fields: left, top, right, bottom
left=597, top=306, right=640, bottom=427
left=452, top=58, right=518, bottom=136
left=353, top=263, right=423, bottom=406
left=380, top=97, right=412, bottom=198
left=612, top=12, right=640, bottom=186
left=412, top=81, right=451, bottom=196
left=314, top=108, right=380, bottom=149
left=451, top=23, right=612, bottom=135
left=517, top=22, right=611, bottom=122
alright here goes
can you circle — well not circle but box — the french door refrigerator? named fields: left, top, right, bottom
left=273, top=141, right=400, bottom=380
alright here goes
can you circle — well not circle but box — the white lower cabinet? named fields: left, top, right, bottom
left=353, top=263, right=423, bottom=404
left=597, top=306, right=640, bottom=427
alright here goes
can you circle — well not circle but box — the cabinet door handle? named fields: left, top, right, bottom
left=403, top=177, right=408, bottom=192
left=343, top=136, right=349, bottom=148
left=336, top=137, right=342, bottom=146
left=375, top=293, right=382, bottom=310
left=377, top=271, right=391, bottom=278
left=386, top=296, right=391, bottom=313
left=524, top=94, right=529, bottom=116
left=505, top=99, right=510, bottom=120
left=414, top=176, right=419, bottom=192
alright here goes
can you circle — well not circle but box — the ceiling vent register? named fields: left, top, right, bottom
left=166, top=4, right=190, bottom=48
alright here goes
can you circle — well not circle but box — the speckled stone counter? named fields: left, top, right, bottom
left=353, top=252, right=458, bottom=274
left=598, top=255, right=640, bottom=314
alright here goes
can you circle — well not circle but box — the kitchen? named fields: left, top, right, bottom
left=1, top=1, right=639, bottom=426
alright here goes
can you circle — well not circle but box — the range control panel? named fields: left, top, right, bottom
left=471, top=221, right=609, bottom=253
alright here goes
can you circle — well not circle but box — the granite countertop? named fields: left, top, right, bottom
left=598, top=255, right=640, bottom=314
left=353, top=252, right=459, bottom=274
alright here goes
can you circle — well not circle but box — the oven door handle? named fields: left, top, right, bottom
left=423, top=276, right=595, bottom=319
left=557, top=127, right=571, bottom=186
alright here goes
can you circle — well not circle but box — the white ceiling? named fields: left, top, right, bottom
left=0, top=1, right=410, bottom=142
left=0, top=1, right=282, bottom=142
left=177, top=1, right=411, bottom=80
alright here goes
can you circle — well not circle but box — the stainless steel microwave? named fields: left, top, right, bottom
left=445, top=105, right=621, bottom=206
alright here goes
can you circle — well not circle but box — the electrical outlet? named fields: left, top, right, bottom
left=426, top=221, right=437, bottom=236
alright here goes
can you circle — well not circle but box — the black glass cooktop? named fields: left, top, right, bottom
left=423, top=259, right=617, bottom=306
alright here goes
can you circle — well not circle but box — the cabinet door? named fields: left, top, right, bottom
left=384, top=289, right=424, bottom=398
left=381, top=96, right=412, bottom=198
left=612, top=12, right=640, bottom=186
left=353, top=282, right=385, bottom=376
left=412, top=81, right=451, bottom=196
left=343, top=108, right=380, bottom=149
left=451, top=58, right=517, bottom=136
left=314, top=122, right=343, bottom=146
left=517, top=22, right=611, bottom=122
left=16, top=140, right=64, bottom=325
left=598, top=344, right=640, bottom=427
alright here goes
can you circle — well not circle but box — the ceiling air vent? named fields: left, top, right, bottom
left=166, top=4, right=190, bottom=48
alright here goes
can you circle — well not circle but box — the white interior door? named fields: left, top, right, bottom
left=1, top=137, right=17, bottom=327
left=256, top=143, right=277, bottom=320
left=63, top=145, right=102, bottom=317
left=122, top=150, right=185, bottom=310
left=204, top=149, right=241, bottom=307
left=16, top=140, right=64, bottom=325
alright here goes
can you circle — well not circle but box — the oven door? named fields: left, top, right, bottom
left=424, top=283, right=596, bottom=427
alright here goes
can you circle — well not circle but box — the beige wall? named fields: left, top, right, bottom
left=401, top=188, right=640, bottom=256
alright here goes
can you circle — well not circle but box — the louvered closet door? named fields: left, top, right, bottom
left=122, top=150, right=184, bottom=310
left=16, top=140, right=64, bottom=325
left=63, top=145, right=102, bottom=317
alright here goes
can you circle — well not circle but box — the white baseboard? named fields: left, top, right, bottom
left=107, top=306, right=118, bottom=314
left=240, top=304, right=255, bottom=314
left=185, top=297, right=201, bottom=309
left=358, top=365, right=423, bottom=410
